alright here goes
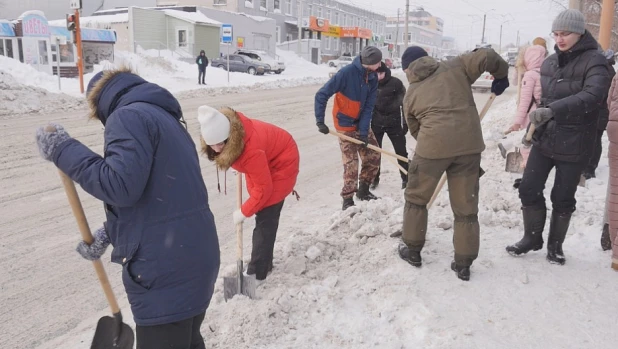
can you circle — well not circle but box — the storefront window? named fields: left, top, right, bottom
left=0, top=40, right=4, bottom=56
left=38, top=40, right=49, bottom=64
left=5, top=39, right=13, bottom=58
left=59, top=44, right=74, bottom=62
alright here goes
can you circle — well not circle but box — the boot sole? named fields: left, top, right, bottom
left=505, top=244, right=543, bottom=256
left=546, top=256, right=566, bottom=265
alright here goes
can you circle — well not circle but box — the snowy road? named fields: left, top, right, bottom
left=2, top=83, right=617, bottom=349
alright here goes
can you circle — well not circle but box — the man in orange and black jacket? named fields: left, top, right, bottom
left=315, top=46, right=382, bottom=211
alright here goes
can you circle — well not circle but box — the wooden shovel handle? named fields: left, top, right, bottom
left=526, top=123, right=536, bottom=142
left=427, top=93, right=496, bottom=209
left=236, top=173, right=243, bottom=261
left=329, top=129, right=409, bottom=163
left=46, top=123, right=121, bottom=315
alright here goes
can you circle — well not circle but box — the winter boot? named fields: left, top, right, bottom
left=451, top=261, right=470, bottom=281
left=582, top=171, right=595, bottom=180
left=601, top=223, right=611, bottom=251
left=370, top=177, right=379, bottom=190
left=342, top=197, right=355, bottom=211
left=612, top=259, right=618, bottom=271
left=506, top=206, right=546, bottom=256
left=398, top=244, right=422, bottom=267
left=546, top=211, right=571, bottom=265
left=246, top=260, right=273, bottom=280
left=356, top=181, right=378, bottom=201
left=513, top=178, right=522, bottom=189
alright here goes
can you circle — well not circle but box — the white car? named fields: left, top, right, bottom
left=327, top=56, right=354, bottom=67
left=234, top=49, right=286, bottom=74
left=472, top=71, right=494, bottom=92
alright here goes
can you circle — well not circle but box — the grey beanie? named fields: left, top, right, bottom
left=552, top=9, right=585, bottom=35
left=361, top=46, right=382, bottom=65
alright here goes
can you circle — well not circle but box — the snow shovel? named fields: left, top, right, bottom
left=329, top=129, right=409, bottom=162
left=504, top=124, right=535, bottom=173
left=51, top=140, right=134, bottom=348
left=223, top=173, right=257, bottom=301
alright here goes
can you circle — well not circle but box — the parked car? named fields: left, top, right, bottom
left=471, top=71, right=494, bottom=92
left=384, top=58, right=393, bottom=69
left=234, top=49, right=286, bottom=74
left=327, top=56, right=354, bottom=67
left=211, top=54, right=267, bottom=75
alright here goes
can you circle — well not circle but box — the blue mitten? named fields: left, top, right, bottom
left=76, top=226, right=111, bottom=261
left=35, top=123, right=71, bottom=161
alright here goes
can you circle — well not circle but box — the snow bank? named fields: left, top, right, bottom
left=0, top=57, right=84, bottom=117
left=0, top=48, right=330, bottom=116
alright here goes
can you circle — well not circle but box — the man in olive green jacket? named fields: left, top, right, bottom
left=398, top=46, right=509, bottom=281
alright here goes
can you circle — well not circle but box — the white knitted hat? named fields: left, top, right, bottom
left=197, top=105, right=230, bottom=145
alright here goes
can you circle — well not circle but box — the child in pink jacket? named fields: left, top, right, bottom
left=605, top=71, right=618, bottom=271
left=507, top=45, right=546, bottom=187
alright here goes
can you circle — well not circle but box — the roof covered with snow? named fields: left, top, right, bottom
left=163, top=10, right=220, bottom=26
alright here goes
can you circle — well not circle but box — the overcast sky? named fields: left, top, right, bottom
left=342, top=0, right=568, bottom=50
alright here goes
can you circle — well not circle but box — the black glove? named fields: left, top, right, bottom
left=316, top=122, right=329, bottom=135
left=359, top=135, right=369, bottom=147
left=491, top=77, right=509, bottom=96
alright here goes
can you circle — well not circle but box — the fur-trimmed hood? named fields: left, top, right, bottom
left=200, top=107, right=246, bottom=170
left=87, top=67, right=183, bottom=125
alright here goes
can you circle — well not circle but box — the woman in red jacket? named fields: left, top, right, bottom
left=198, top=105, right=300, bottom=280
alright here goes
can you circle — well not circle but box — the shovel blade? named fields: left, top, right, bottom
left=91, top=315, right=134, bottom=349
left=223, top=274, right=257, bottom=301
left=505, top=149, right=524, bottom=173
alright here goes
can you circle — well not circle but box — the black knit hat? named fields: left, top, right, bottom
left=401, top=46, right=428, bottom=70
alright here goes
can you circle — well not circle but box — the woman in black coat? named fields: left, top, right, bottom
left=506, top=9, right=610, bottom=265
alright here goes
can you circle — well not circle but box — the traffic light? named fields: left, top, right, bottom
left=66, top=14, right=76, bottom=31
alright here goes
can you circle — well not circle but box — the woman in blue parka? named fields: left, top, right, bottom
left=35, top=67, right=220, bottom=349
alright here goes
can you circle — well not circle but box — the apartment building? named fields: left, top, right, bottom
left=385, top=7, right=445, bottom=58
left=161, top=0, right=386, bottom=62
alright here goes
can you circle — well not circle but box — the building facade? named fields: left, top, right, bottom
left=160, top=0, right=386, bottom=62
left=385, top=7, right=445, bottom=59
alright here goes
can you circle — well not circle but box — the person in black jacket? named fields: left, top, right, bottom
left=196, top=50, right=209, bottom=85
left=506, top=9, right=610, bottom=265
left=370, top=61, right=409, bottom=189
left=583, top=49, right=616, bottom=179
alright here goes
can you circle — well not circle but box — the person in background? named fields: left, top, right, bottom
left=198, top=105, right=300, bottom=280
left=35, top=67, right=220, bottom=348
left=583, top=49, right=616, bottom=179
left=506, top=45, right=546, bottom=189
left=370, top=61, right=409, bottom=190
left=604, top=70, right=618, bottom=271
left=196, top=50, right=209, bottom=85
left=314, top=46, right=382, bottom=211
left=506, top=9, right=610, bottom=266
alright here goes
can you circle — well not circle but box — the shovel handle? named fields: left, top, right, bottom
left=526, top=123, right=536, bottom=142
left=427, top=93, right=496, bottom=209
left=57, top=170, right=121, bottom=315
left=236, top=173, right=243, bottom=261
left=46, top=125, right=121, bottom=315
left=329, top=129, right=409, bottom=163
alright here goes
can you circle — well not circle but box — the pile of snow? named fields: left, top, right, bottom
left=0, top=57, right=84, bottom=117
left=0, top=48, right=331, bottom=115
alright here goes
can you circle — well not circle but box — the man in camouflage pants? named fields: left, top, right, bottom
left=315, top=46, right=382, bottom=210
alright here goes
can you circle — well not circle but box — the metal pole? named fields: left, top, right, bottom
left=599, top=0, right=615, bottom=50
left=56, top=38, right=61, bottom=91
left=227, top=44, right=230, bottom=84
left=297, top=0, right=302, bottom=57
left=395, top=8, right=400, bottom=58
left=499, top=24, right=502, bottom=54
left=75, top=9, right=84, bottom=94
left=481, top=14, right=486, bottom=44
left=404, top=0, right=409, bottom=49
